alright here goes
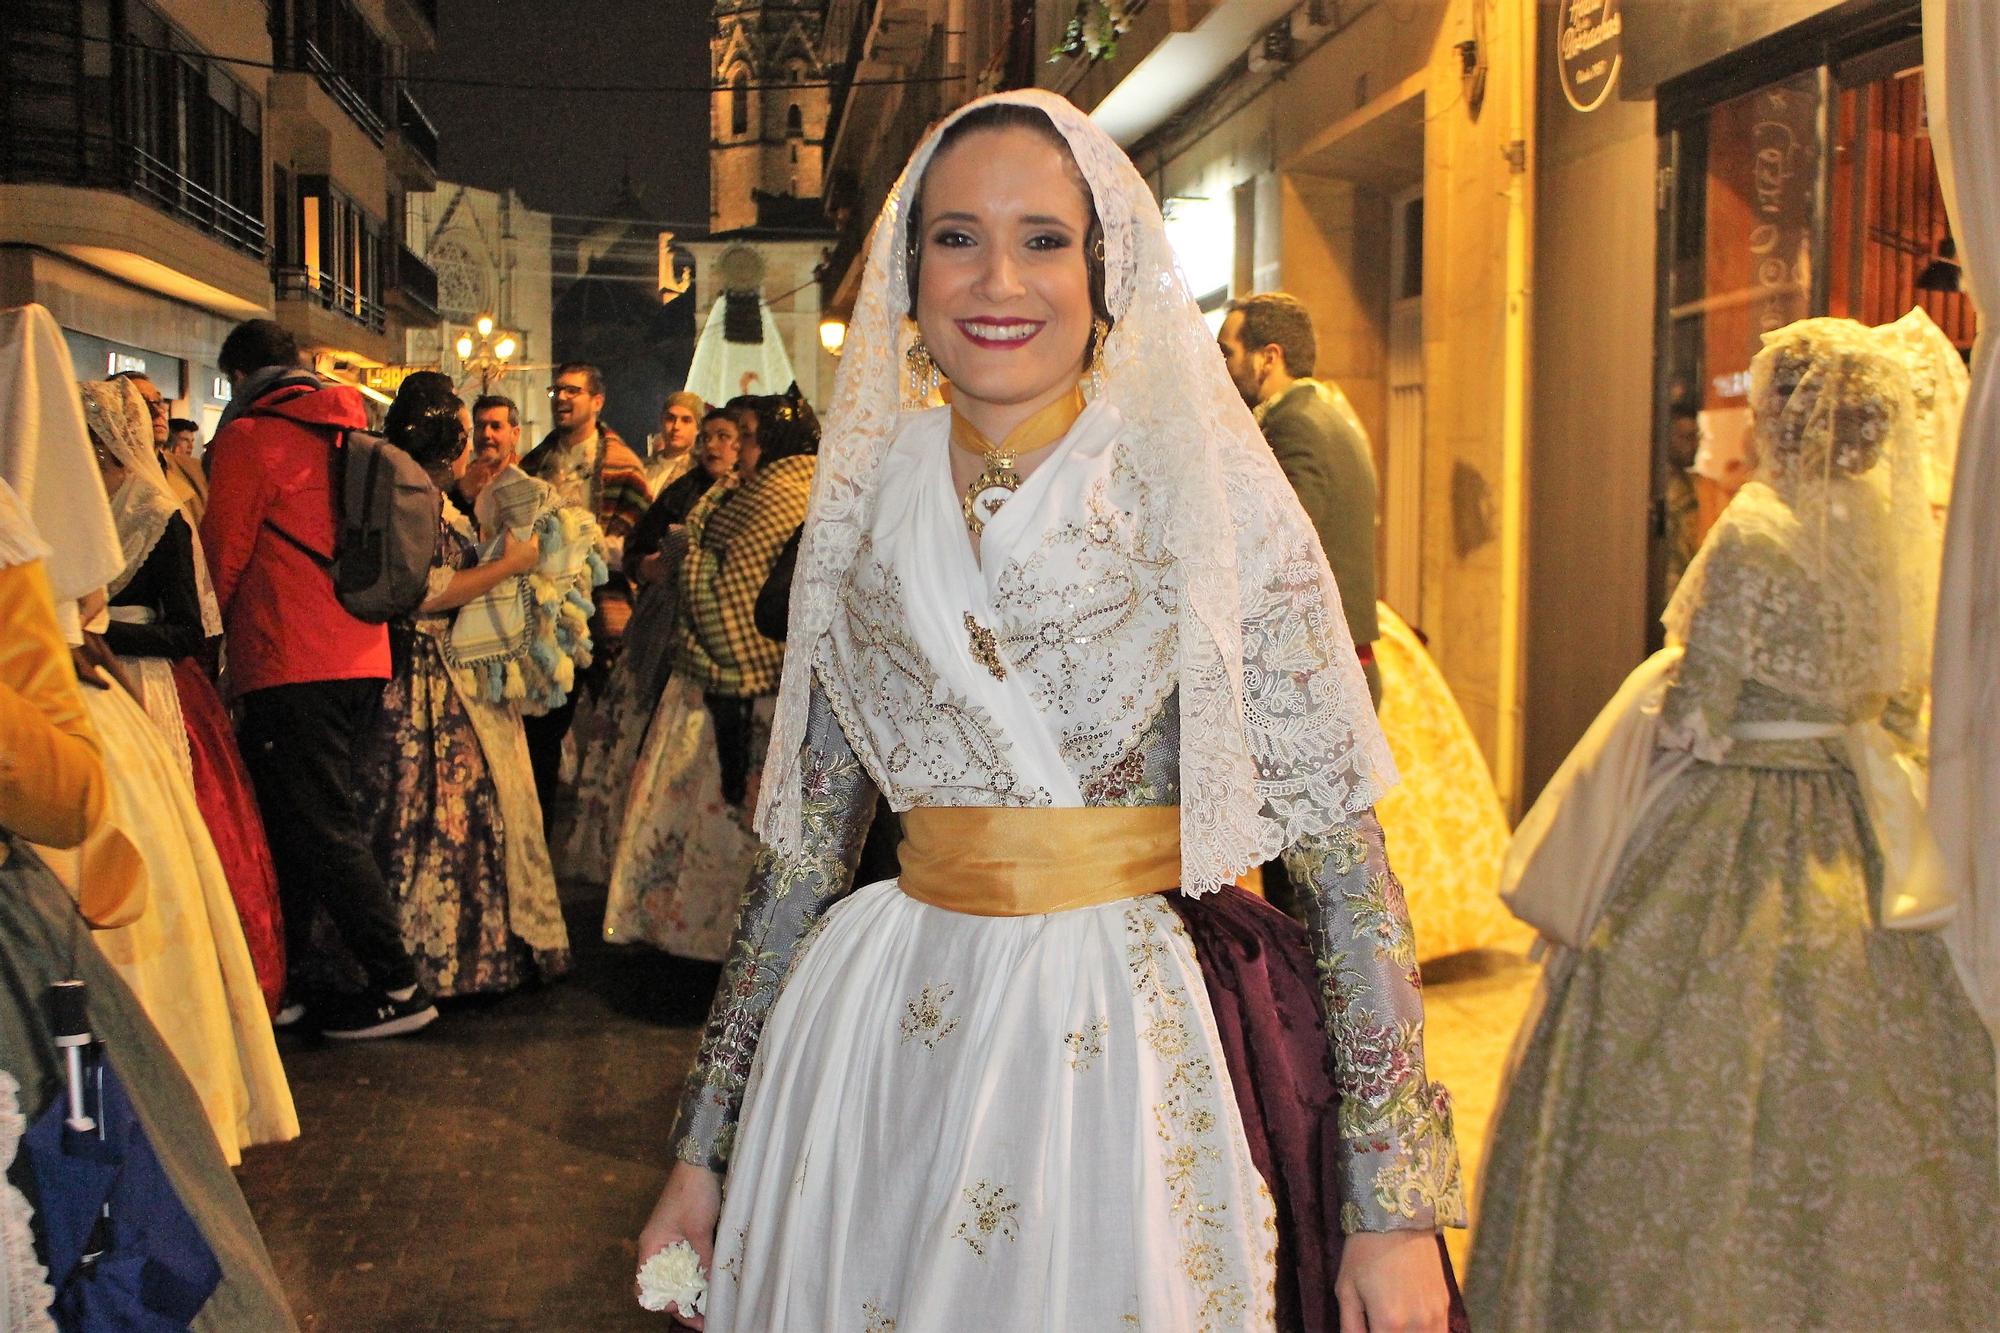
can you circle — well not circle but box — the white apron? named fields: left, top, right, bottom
left=706, top=407, right=1278, bottom=1331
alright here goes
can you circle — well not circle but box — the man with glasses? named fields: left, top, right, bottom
left=517, top=362, right=652, bottom=827
left=116, top=371, right=209, bottom=527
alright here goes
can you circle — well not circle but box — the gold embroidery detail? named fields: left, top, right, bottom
left=719, top=1225, right=747, bottom=1283
left=1065, top=1017, right=1109, bottom=1071
left=953, top=1180, right=1020, bottom=1257
left=899, top=983, right=960, bottom=1049
left=964, top=613, right=1008, bottom=680
left=1123, top=901, right=1255, bottom=1330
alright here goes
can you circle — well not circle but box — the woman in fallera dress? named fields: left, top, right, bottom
left=345, top=373, right=569, bottom=999
left=77, top=378, right=288, bottom=1015
left=1469, top=318, right=1997, bottom=1328
left=637, top=92, right=1464, bottom=1332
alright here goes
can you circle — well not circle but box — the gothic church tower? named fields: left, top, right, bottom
left=710, top=2, right=831, bottom=233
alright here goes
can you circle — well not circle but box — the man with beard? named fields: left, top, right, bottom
left=517, top=362, right=652, bottom=825
left=1217, top=293, right=1380, bottom=705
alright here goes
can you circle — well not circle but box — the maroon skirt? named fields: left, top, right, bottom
left=174, top=657, right=286, bottom=1015
left=1167, top=886, right=1468, bottom=1333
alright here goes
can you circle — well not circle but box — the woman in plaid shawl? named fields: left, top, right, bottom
left=602, top=390, right=819, bottom=960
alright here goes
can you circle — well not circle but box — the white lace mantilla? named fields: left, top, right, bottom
left=761, top=90, right=1395, bottom=890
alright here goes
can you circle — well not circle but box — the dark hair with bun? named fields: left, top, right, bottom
left=384, top=370, right=466, bottom=469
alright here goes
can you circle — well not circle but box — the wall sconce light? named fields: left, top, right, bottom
left=819, top=318, right=848, bottom=355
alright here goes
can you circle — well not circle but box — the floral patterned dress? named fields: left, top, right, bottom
left=1468, top=512, right=1997, bottom=1329
left=355, top=510, right=570, bottom=997
left=672, top=404, right=1463, bottom=1330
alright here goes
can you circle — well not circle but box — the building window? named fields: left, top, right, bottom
left=787, top=103, right=803, bottom=138
left=0, top=0, right=266, bottom=257
left=731, top=69, right=750, bottom=137
left=276, top=0, right=393, bottom=143
left=274, top=171, right=386, bottom=332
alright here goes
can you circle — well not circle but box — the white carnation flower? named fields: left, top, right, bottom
left=636, top=1240, right=709, bottom=1316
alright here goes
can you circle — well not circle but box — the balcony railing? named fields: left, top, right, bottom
left=396, top=86, right=439, bottom=174
left=276, top=264, right=387, bottom=333
left=125, top=143, right=268, bottom=256
left=1, top=127, right=267, bottom=260
left=390, top=243, right=439, bottom=321
left=299, top=38, right=387, bottom=144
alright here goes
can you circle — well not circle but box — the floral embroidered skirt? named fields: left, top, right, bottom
left=556, top=576, right=681, bottom=885
left=354, top=627, right=563, bottom=998
left=1468, top=743, right=1998, bottom=1329
left=1369, top=605, right=1529, bottom=961
left=602, top=681, right=771, bottom=961
left=708, top=882, right=1280, bottom=1331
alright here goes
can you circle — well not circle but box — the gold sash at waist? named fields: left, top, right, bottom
left=897, top=805, right=1181, bottom=916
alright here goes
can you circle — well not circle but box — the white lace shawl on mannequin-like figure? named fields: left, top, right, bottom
left=756, top=89, right=1395, bottom=894
left=1664, top=317, right=1936, bottom=721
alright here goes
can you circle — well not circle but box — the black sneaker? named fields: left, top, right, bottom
left=318, top=987, right=438, bottom=1040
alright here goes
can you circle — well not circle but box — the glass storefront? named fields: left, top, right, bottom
left=1648, top=22, right=1978, bottom=630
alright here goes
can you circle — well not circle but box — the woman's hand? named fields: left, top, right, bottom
left=1336, top=1229, right=1449, bottom=1333
left=72, top=635, right=137, bottom=698
left=637, top=1164, right=722, bottom=1327
left=498, top=530, right=541, bottom=576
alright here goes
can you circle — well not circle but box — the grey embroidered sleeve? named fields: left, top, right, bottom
left=1284, top=810, right=1467, bottom=1233
left=667, top=680, right=878, bottom=1172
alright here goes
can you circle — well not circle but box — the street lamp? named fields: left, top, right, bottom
left=819, top=317, right=847, bottom=355
left=453, top=313, right=520, bottom=393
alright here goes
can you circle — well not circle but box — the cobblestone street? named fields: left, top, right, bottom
left=236, top=889, right=1537, bottom=1330
left=236, top=890, right=718, bottom=1331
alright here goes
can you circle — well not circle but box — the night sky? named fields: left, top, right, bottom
left=412, top=0, right=712, bottom=233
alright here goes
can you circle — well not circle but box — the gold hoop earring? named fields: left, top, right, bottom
left=905, top=335, right=941, bottom=408
left=1091, top=235, right=1107, bottom=265
left=1086, top=319, right=1111, bottom=399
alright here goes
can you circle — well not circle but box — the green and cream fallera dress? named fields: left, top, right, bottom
left=1471, top=320, right=1997, bottom=1329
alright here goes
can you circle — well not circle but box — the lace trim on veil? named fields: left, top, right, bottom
left=0, top=1070, right=56, bottom=1332
left=754, top=90, right=1394, bottom=893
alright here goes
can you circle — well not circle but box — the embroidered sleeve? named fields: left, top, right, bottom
left=1284, top=812, right=1467, bottom=1233
left=668, top=677, right=878, bottom=1172
left=1659, top=644, right=1744, bottom=763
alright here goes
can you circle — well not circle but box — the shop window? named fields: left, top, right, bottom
left=1649, top=37, right=1976, bottom=631
left=1826, top=65, right=1974, bottom=342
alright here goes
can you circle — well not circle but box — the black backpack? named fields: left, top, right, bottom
left=261, top=416, right=438, bottom=623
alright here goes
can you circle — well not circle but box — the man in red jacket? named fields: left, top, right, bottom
left=201, top=319, right=435, bottom=1040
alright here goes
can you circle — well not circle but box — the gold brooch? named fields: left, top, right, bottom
left=964, top=613, right=1007, bottom=680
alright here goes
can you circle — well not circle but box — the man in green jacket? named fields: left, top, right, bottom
left=1218, top=291, right=1382, bottom=705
